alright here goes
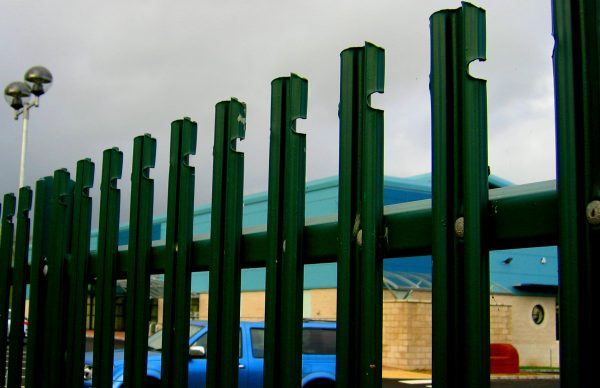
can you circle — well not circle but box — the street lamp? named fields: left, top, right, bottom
left=4, top=66, right=53, bottom=189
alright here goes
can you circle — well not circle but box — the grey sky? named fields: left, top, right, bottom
left=1, top=1, right=555, bottom=223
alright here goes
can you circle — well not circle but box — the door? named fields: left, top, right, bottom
left=187, top=329, right=248, bottom=388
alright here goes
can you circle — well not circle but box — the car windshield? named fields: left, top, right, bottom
left=147, top=324, right=204, bottom=351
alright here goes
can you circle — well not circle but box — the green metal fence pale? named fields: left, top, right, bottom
left=0, top=193, right=16, bottom=388
left=264, top=74, right=308, bottom=388
left=430, top=3, right=490, bottom=387
left=65, top=158, right=95, bottom=388
left=207, top=99, right=246, bottom=388
left=6, top=187, right=32, bottom=388
left=124, top=135, right=156, bottom=387
left=5, top=2, right=600, bottom=385
left=553, top=0, right=600, bottom=386
left=25, top=177, right=53, bottom=388
left=337, top=41, right=385, bottom=388
left=44, top=169, right=74, bottom=388
left=161, top=117, right=197, bottom=388
left=93, top=148, right=125, bottom=388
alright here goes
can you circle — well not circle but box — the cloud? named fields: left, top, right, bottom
left=1, top=0, right=556, bottom=225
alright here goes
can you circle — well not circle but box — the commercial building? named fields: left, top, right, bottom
left=91, top=174, right=560, bottom=370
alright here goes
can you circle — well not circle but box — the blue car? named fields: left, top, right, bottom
left=84, top=320, right=336, bottom=387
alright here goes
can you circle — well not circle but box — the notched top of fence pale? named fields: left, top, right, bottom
left=429, top=1, right=486, bottom=80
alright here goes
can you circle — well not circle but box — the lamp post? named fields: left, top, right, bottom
left=4, top=66, right=53, bottom=189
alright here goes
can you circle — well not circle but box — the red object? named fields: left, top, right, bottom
left=490, top=343, right=519, bottom=374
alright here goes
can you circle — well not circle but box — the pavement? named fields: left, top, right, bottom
left=383, top=368, right=431, bottom=380
left=382, top=367, right=560, bottom=381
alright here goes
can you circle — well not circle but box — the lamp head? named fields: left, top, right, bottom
left=24, top=66, right=53, bottom=96
left=4, top=81, right=31, bottom=110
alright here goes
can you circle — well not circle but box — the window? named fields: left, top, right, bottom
left=250, top=329, right=265, bottom=358
left=249, top=327, right=337, bottom=358
left=302, top=329, right=336, bottom=354
left=148, top=324, right=204, bottom=351
left=532, top=304, right=545, bottom=325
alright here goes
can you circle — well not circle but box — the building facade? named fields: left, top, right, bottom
left=87, top=174, right=560, bottom=370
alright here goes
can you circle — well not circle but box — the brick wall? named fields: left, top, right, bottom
left=159, top=288, right=564, bottom=370
left=382, top=299, right=432, bottom=370
left=381, top=296, right=512, bottom=370
left=490, top=300, right=512, bottom=343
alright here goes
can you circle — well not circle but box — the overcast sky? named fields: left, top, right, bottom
left=1, top=1, right=555, bottom=224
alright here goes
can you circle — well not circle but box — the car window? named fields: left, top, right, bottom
left=249, top=327, right=337, bottom=357
left=147, top=324, right=204, bottom=351
left=191, top=329, right=242, bottom=358
left=302, top=329, right=336, bottom=354
left=250, top=329, right=264, bottom=358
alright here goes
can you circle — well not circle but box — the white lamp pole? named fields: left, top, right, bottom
left=18, top=99, right=32, bottom=189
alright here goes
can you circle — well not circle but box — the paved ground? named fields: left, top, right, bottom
left=383, top=367, right=431, bottom=380
left=382, top=367, right=559, bottom=387
left=6, top=346, right=558, bottom=388
left=4, top=344, right=26, bottom=388
left=384, top=380, right=559, bottom=388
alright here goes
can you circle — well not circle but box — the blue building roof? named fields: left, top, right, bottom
left=91, top=174, right=558, bottom=296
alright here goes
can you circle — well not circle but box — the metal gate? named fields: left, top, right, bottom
left=0, top=1, right=597, bottom=387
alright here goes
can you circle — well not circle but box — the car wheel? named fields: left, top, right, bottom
left=303, top=379, right=335, bottom=388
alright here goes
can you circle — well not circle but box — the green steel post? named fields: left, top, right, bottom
left=264, top=74, right=308, bottom=388
left=65, top=159, right=95, bottom=387
left=6, top=187, right=32, bottom=388
left=552, top=1, right=600, bottom=386
left=0, top=193, right=16, bottom=388
left=124, top=136, right=155, bottom=387
left=337, top=42, right=385, bottom=388
left=93, top=147, right=125, bottom=388
left=44, top=169, right=74, bottom=388
left=207, top=100, right=246, bottom=388
left=430, top=3, right=490, bottom=387
left=161, top=118, right=197, bottom=388
left=25, top=177, right=53, bottom=388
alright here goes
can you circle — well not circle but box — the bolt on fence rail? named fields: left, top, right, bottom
left=0, top=1, right=598, bottom=387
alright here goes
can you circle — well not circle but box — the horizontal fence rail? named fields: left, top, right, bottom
left=0, top=1, right=597, bottom=387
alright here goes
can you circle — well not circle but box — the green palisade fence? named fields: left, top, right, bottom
left=0, top=1, right=598, bottom=387
left=207, top=100, right=245, bottom=388
left=94, top=147, right=124, bottom=388
left=0, top=193, right=15, bottom=387
left=337, top=41, right=385, bottom=388
left=264, top=74, right=307, bottom=388
left=553, top=0, right=600, bottom=387
left=430, top=3, right=490, bottom=387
